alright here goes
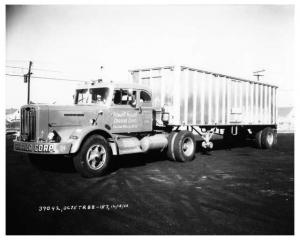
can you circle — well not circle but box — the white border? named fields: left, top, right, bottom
left=1, top=1, right=298, bottom=239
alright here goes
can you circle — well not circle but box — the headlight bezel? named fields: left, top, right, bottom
left=47, top=130, right=61, bottom=143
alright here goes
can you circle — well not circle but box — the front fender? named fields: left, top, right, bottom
left=67, top=126, right=116, bottom=154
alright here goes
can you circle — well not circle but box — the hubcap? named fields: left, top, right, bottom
left=86, top=144, right=106, bottom=170
left=182, top=137, right=194, bottom=157
left=266, top=132, right=274, bottom=145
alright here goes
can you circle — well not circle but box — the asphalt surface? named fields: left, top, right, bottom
left=6, top=133, right=294, bottom=235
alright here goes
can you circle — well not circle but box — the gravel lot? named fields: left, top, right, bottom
left=6, top=133, right=294, bottom=235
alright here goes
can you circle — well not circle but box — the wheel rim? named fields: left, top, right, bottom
left=182, top=137, right=194, bottom=157
left=86, top=144, right=106, bottom=170
left=266, top=132, right=274, bottom=145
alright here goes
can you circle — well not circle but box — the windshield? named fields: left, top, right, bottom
left=75, top=88, right=110, bottom=105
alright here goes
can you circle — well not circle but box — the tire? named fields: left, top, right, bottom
left=73, top=135, right=112, bottom=178
left=168, top=130, right=196, bottom=162
left=261, top=127, right=277, bottom=149
left=167, top=131, right=178, bottom=161
left=255, top=130, right=263, bottom=148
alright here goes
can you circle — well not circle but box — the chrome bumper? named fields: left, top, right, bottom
left=13, top=140, right=72, bottom=154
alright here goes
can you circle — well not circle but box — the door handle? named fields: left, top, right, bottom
left=138, top=106, right=142, bottom=113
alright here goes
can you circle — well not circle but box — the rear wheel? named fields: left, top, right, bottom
left=254, top=130, right=263, bottom=148
left=167, top=131, right=196, bottom=162
left=167, top=131, right=178, bottom=161
left=73, top=135, right=112, bottom=178
left=254, top=127, right=277, bottom=149
left=261, top=127, right=277, bottom=149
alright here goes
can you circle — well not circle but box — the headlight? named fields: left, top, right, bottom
left=47, top=132, right=55, bottom=140
left=47, top=130, right=61, bottom=142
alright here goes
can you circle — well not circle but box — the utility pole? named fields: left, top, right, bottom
left=24, top=61, right=33, bottom=104
left=253, top=69, right=265, bottom=81
left=100, top=66, right=104, bottom=80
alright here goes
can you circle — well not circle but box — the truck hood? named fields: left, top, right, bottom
left=20, top=104, right=107, bottom=142
left=46, top=104, right=105, bottom=127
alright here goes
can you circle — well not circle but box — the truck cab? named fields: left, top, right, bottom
left=14, top=80, right=173, bottom=178
left=74, top=81, right=153, bottom=133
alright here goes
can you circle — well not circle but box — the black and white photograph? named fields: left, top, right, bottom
left=4, top=2, right=296, bottom=236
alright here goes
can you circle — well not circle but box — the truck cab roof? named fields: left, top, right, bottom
left=77, top=80, right=152, bottom=93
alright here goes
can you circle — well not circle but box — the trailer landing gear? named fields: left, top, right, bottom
left=191, top=127, right=215, bottom=150
left=200, top=128, right=215, bottom=149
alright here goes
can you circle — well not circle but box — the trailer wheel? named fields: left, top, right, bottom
left=168, top=131, right=196, bottom=162
left=73, top=135, right=112, bottom=178
left=261, top=127, right=277, bottom=149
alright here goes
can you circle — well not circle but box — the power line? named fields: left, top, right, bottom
left=6, top=59, right=29, bottom=63
left=6, top=65, right=62, bottom=73
left=5, top=73, right=85, bottom=82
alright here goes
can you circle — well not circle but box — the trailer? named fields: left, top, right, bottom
left=130, top=65, right=277, bottom=148
left=14, top=66, right=278, bottom=178
left=130, top=65, right=277, bottom=126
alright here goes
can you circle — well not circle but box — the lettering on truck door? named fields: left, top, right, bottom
left=110, top=89, right=143, bottom=133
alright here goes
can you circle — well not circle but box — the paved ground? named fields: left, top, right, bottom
left=6, top=133, right=294, bottom=235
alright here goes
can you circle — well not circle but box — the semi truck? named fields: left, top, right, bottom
left=14, top=66, right=278, bottom=177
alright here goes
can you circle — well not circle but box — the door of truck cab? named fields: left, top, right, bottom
left=110, top=88, right=152, bottom=133
left=136, top=89, right=152, bottom=132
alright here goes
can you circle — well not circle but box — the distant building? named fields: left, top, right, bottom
left=6, top=109, right=20, bottom=122
left=6, top=108, right=19, bottom=114
left=6, top=109, right=20, bottom=131
left=277, top=106, right=294, bottom=132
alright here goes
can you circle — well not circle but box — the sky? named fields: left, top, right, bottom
left=6, top=5, right=294, bottom=108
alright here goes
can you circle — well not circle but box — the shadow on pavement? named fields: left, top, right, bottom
left=196, top=138, right=256, bottom=153
left=26, top=137, right=258, bottom=174
left=29, top=155, right=76, bottom=173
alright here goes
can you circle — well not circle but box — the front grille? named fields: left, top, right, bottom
left=21, top=107, right=36, bottom=141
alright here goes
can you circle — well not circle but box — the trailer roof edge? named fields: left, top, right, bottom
left=129, top=65, right=278, bottom=88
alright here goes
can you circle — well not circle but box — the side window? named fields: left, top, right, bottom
left=113, top=90, right=122, bottom=105
left=113, top=89, right=137, bottom=105
left=140, top=90, right=151, bottom=104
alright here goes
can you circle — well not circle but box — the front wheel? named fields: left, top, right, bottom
left=73, top=135, right=112, bottom=178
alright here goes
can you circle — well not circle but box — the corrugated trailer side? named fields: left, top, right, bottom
left=130, top=66, right=278, bottom=127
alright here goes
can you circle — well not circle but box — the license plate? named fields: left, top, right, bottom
left=14, top=142, right=55, bottom=153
